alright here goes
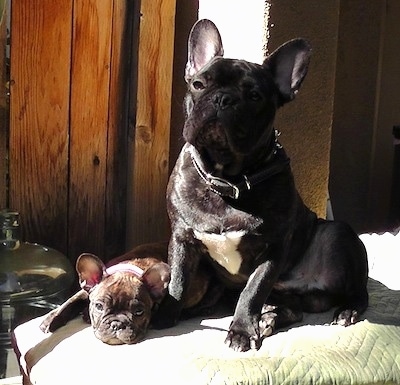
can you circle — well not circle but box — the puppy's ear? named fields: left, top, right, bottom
left=142, top=262, right=171, bottom=302
left=264, top=38, right=311, bottom=105
left=76, top=253, right=106, bottom=291
left=185, top=19, right=224, bottom=82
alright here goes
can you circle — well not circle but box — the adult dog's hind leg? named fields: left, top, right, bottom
left=311, top=220, right=369, bottom=326
left=332, top=289, right=369, bottom=326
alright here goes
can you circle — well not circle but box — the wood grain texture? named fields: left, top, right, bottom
left=9, top=0, right=72, bottom=251
left=0, top=2, right=8, bottom=208
left=68, top=0, right=113, bottom=260
left=104, top=0, right=131, bottom=260
left=126, top=0, right=177, bottom=247
left=8, top=0, right=173, bottom=261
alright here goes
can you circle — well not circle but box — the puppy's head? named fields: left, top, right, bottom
left=77, top=254, right=170, bottom=345
left=183, top=19, right=311, bottom=176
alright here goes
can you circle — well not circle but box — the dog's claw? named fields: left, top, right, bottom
left=250, top=337, right=261, bottom=351
left=259, top=322, right=274, bottom=338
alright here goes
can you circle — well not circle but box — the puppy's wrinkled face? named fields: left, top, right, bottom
left=39, top=249, right=171, bottom=343
left=88, top=273, right=153, bottom=345
left=184, top=58, right=278, bottom=172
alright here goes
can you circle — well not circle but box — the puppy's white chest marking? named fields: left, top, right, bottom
left=194, top=230, right=245, bottom=275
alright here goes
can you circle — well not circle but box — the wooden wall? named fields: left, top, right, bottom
left=8, top=0, right=133, bottom=262
left=5, top=0, right=178, bottom=262
left=0, top=0, right=8, bottom=209
left=126, top=0, right=177, bottom=248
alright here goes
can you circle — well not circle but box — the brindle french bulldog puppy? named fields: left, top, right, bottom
left=153, top=19, right=369, bottom=352
left=39, top=243, right=214, bottom=345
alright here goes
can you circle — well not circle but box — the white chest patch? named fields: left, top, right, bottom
left=193, top=230, right=245, bottom=275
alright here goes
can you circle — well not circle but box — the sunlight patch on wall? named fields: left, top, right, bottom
left=198, top=0, right=269, bottom=64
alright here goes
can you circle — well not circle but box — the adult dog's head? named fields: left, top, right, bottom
left=183, top=19, right=311, bottom=176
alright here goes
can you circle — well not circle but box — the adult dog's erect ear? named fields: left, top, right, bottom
left=185, top=19, right=224, bottom=82
left=264, top=38, right=311, bottom=105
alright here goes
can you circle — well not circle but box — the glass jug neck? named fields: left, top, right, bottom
left=0, top=209, right=22, bottom=250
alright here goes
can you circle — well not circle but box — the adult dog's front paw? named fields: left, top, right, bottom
left=224, top=318, right=261, bottom=352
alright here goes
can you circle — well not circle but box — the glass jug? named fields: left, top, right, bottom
left=0, top=210, right=75, bottom=346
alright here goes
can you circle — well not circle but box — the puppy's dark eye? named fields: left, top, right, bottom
left=94, top=302, right=104, bottom=311
left=192, top=80, right=205, bottom=91
left=133, top=308, right=144, bottom=317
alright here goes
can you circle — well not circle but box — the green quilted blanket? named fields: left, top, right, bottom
left=13, top=233, right=400, bottom=385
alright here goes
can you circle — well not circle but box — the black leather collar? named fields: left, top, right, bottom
left=187, top=138, right=290, bottom=200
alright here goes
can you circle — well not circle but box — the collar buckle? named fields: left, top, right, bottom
left=207, top=176, right=241, bottom=199
left=187, top=142, right=289, bottom=200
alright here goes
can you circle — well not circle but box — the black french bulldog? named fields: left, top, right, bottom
left=154, top=19, right=368, bottom=352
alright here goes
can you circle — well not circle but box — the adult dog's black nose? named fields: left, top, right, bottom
left=213, top=92, right=238, bottom=109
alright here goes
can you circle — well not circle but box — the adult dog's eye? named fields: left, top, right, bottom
left=249, top=90, right=261, bottom=101
left=192, top=80, right=205, bottom=91
left=94, top=302, right=104, bottom=311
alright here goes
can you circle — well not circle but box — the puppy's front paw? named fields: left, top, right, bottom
left=39, top=309, right=59, bottom=333
left=224, top=318, right=261, bottom=352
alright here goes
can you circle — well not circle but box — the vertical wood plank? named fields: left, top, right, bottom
left=104, top=0, right=132, bottom=260
left=0, top=1, right=8, bottom=208
left=9, top=0, right=72, bottom=252
left=126, top=0, right=177, bottom=248
left=68, top=0, right=113, bottom=260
